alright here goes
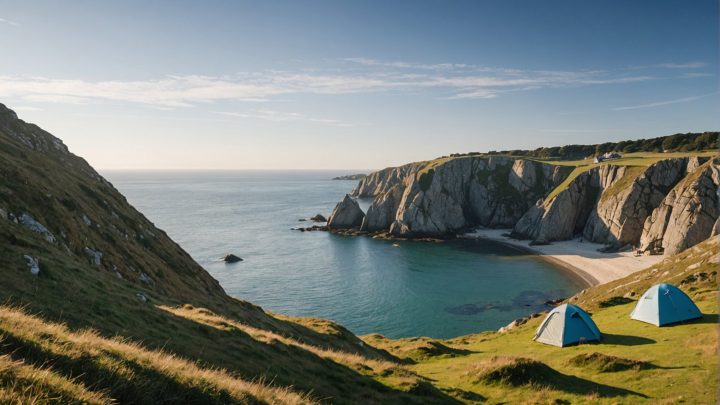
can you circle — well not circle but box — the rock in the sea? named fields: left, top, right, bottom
left=327, top=194, right=365, bottom=229
left=23, top=255, right=40, bottom=275
left=332, top=173, right=366, bottom=181
left=223, top=254, right=243, bottom=263
left=310, top=214, right=327, bottom=222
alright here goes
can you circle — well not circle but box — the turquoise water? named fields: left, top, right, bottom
left=105, top=170, right=583, bottom=339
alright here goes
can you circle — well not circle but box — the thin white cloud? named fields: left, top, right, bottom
left=0, top=17, right=20, bottom=26
left=538, top=129, right=625, bottom=133
left=654, top=62, right=706, bottom=69
left=612, top=93, right=716, bottom=111
left=344, top=57, right=471, bottom=71
left=214, top=109, right=365, bottom=127
left=1, top=59, right=697, bottom=107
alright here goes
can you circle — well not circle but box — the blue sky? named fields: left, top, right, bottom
left=0, top=0, right=717, bottom=169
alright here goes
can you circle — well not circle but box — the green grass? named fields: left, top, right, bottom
left=365, top=236, right=719, bottom=404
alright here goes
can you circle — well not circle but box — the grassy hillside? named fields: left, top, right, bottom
left=0, top=104, right=462, bottom=403
left=363, top=236, right=719, bottom=404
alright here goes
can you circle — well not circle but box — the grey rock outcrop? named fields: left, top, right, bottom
left=361, top=184, right=403, bottom=232
left=513, top=165, right=625, bottom=242
left=582, top=158, right=690, bottom=247
left=351, top=162, right=422, bottom=198
left=19, top=213, right=56, bottom=243
left=23, top=255, right=40, bottom=275
left=340, top=156, right=572, bottom=237
left=84, top=247, right=103, bottom=267
left=639, top=158, right=720, bottom=255
left=310, top=214, right=327, bottom=222
left=327, top=195, right=365, bottom=229
left=223, top=254, right=243, bottom=263
left=508, top=159, right=537, bottom=192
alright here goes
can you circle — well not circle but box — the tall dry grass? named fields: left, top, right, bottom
left=0, top=306, right=316, bottom=405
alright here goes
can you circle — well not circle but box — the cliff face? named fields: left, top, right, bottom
left=339, top=152, right=720, bottom=256
left=639, top=157, right=720, bottom=255
left=345, top=156, right=572, bottom=236
left=512, top=165, right=622, bottom=243
left=351, top=162, right=423, bottom=198
left=582, top=158, right=698, bottom=247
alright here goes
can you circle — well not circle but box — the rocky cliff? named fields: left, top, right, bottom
left=332, top=156, right=573, bottom=236
left=334, top=151, right=720, bottom=256
left=639, top=157, right=720, bottom=255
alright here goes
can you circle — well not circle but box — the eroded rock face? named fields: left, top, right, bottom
left=361, top=156, right=570, bottom=237
left=351, top=162, right=423, bottom=198
left=334, top=151, right=720, bottom=256
left=361, top=185, right=403, bottom=232
left=582, top=158, right=690, bottom=247
left=509, top=159, right=537, bottom=192
left=513, top=165, right=625, bottom=242
left=327, top=194, right=365, bottom=229
left=640, top=158, right=720, bottom=255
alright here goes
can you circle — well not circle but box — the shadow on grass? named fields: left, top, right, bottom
left=602, top=333, right=656, bottom=346
left=545, top=370, right=648, bottom=398
left=662, top=313, right=719, bottom=326
left=477, top=359, right=648, bottom=398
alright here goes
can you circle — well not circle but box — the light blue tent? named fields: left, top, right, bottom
left=533, top=304, right=602, bottom=347
left=630, top=283, right=702, bottom=326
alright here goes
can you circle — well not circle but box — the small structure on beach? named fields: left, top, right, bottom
left=533, top=304, right=602, bottom=347
left=630, top=283, right=702, bottom=326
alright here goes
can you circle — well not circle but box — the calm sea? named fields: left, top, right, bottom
left=104, top=170, right=583, bottom=339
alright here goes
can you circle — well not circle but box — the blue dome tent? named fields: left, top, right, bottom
left=533, top=304, right=602, bottom=347
left=630, top=283, right=702, bottom=326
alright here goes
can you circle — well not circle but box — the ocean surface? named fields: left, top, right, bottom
left=104, top=170, right=583, bottom=339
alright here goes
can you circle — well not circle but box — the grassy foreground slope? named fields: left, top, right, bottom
left=365, top=236, right=719, bottom=404
left=0, top=103, right=462, bottom=403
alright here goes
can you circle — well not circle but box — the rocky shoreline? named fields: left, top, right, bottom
left=323, top=154, right=720, bottom=259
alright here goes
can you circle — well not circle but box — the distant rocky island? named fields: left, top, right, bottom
left=332, top=173, right=366, bottom=180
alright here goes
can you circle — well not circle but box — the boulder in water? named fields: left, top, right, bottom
left=223, top=254, right=243, bottom=263
left=310, top=214, right=327, bottom=222
left=327, top=195, right=365, bottom=229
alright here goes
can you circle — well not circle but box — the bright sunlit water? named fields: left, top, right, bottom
left=105, top=170, right=583, bottom=339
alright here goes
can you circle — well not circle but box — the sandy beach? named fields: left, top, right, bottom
left=463, top=229, right=665, bottom=287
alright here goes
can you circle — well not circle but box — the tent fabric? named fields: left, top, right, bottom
left=533, top=304, right=601, bottom=347
left=630, top=283, right=702, bottom=326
